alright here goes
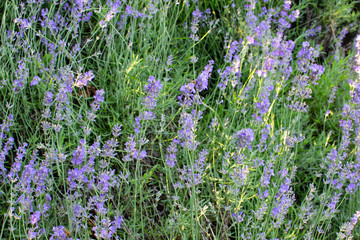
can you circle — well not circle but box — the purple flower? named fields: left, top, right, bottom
left=336, top=28, right=348, bottom=48
left=178, top=82, right=196, bottom=107
left=112, top=123, right=122, bottom=137
left=97, top=170, right=117, bottom=193
left=166, top=139, right=180, bottom=168
left=165, top=55, right=173, bottom=71
left=304, top=26, right=322, bottom=39
left=217, top=66, right=232, bottom=90
left=142, top=76, right=162, bottom=110
left=50, top=226, right=67, bottom=240
left=14, top=17, right=32, bottom=30
left=178, top=150, right=208, bottom=187
left=178, top=111, right=201, bottom=150
left=113, top=215, right=124, bottom=229
left=140, top=111, right=155, bottom=120
left=337, top=211, right=360, bottom=239
left=177, top=61, right=214, bottom=107
left=30, top=211, right=41, bottom=225
left=13, top=60, right=29, bottom=93
left=195, top=60, right=214, bottom=92
left=209, top=117, right=218, bottom=130
left=94, top=89, right=105, bottom=104
left=74, top=70, right=94, bottom=88
left=230, top=165, right=249, bottom=187
left=225, top=41, right=239, bottom=63
left=254, top=202, right=268, bottom=220
left=0, top=137, right=14, bottom=175
left=88, top=139, right=100, bottom=162
left=144, top=76, right=162, bottom=97
left=101, top=138, right=118, bottom=158
left=260, top=163, right=274, bottom=188
left=67, top=167, right=88, bottom=190
left=271, top=193, right=295, bottom=228
left=190, top=8, right=202, bottom=41
left=28, top=229, right=38, bottom=239
left=123, top=135, right=143, bottom=161
left=30, top=76, right=41, bottom=86
left=125, top=5, right=132, bottom=15
left=190, top=56, right=198, bottom=63
left=142, top=96, right=157, bottom=109
left=0, top=114, right=14, bottom=135
left=232, top=211, right=245, bottom=223
left=43, top=92, right=53, bottom=106
left=72, top=139, right=86, bottom=165
left=87, top=89, right=105, bottom=121
left=234, top=128, right=255, bottom=149
left=339, top=119, right=352, bottom=153
left=180, top=82, right=196, bottom=97
left=278, top=18, right=290, bottom=29
left=323, top=192, right=342, bottom=218
left=254, top=84, right=274, bottom=121
left=8, top=142, right=28, bottom=182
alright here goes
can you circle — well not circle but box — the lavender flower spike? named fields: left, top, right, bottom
left=196, top=60, right=214, bottom=92
left=234, top=128, right=255, bottom=149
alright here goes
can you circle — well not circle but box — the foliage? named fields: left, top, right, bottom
left=0, top=0, right=360, bottom=239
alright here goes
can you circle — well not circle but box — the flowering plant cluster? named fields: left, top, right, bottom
left=1, top=0, right=360, bottom=239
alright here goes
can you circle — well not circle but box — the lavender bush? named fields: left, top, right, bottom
left=0, top=0, right=360, bottom=239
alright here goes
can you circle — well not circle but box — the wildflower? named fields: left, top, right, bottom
left=178, top=110, right=202, bottom=150
left=304, top=26, right=322, bottom=39
left=209, top=117, right=218, bottom=130
left=195, top=60, right=214, bottom=92
left=0, top=137, right=14, bottom=175
left=74, top=70, right=94, bottom=88
left=234, top=128, right=255, bottom=149
left=30, top=211, right=41, bottom=225
left=231, top=165, right=249, bottom=187
left=232, top=211, right=245, bottom=223
left=113, top=215, right=124, bottom=229
left=123, top=135, right=146, bottom=161
left=13, top=60, right=29, bottom=93
left=101, top=138, right=118, bottom=158
left=253, top=202, right=268, bottom=220
left=323, top=192, right=342, bottom=219
left=225, top=41, right=239, bottom=63
left=165, top=55, right=173, bottom=72
left=43, top=92, right=53, bottom=106
left=190, top=8, right=202, bottom=41
left=50, top=226, right=68, bottom=240
left=336, top=28, right=348, bottom=48
left=271, top=193, right=295, bottom=228
left=8, top=142, right=28, bottom=182
left=30, top=76, right=41, bottom=86
left=142, top=76, right=162, bottom=109
left=178, top=83, right=196, bottom=107
left=260, top=162, right=274, bottom=188
left=133, top=116, right=141, bottom=134
left=112, top=123, right=122, bottom=137
left=178, top=61, right=214, bottom=107
left=87, top=89, right=105, bottom=121
left=72, top=139, right=86, bottom=165
left=28, top=229, right=38, bottom=239
left=100, top=3, right=121, bottom=28
left=178, top=150, right=209, bottom=187
left=328, top=86, right=338, bottom=103
left=140, top=111, right=155, bottom=120
left=190, top=56, right=198, bottom=63
left=336, top=210, right=360, bottom=239
left=217, top=66, right=232, bottom=90
left=166, top=139, right=180, bottom=168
